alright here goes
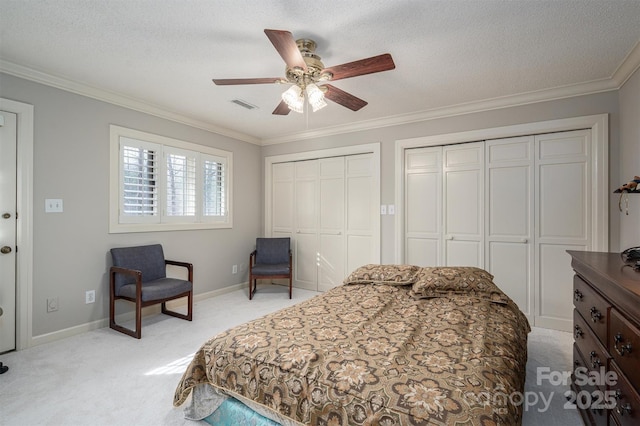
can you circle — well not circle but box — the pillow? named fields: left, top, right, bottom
left=343, top=264, right=419, bottom=286
left=410, top=266, right=509, bottom=303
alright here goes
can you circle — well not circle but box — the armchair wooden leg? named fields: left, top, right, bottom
left=109, top=299, right=142, bottom=339
left=161, top=293, right=193, bottom=321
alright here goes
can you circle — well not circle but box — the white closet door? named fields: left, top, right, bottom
left=443, top=142, right=484, bottom=267
left=271, top=162, right=294, bottom=238
left=535, top=130, right=591, bottom=330
left=294, top=160, right=319, bottom=290
left=318, top=157, right=345, bottom=292
left=404, top=147, right=443, bottom=266
left=485, top=137, right=534, bottom=321
left=345, top=154, right=378, bottom=274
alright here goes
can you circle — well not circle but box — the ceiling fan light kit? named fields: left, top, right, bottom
left=212, top=29, right=396, bottom=115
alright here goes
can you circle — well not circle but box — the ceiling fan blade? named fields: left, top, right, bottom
left=264, top=29, right=307, bottom=71
left=323, top=53, right=395, bottom=81
left=272, top=100, right=291, bottom=115
left=212, top=77, right=282, bottom=85
left=323, top=84, right=368, bottom=111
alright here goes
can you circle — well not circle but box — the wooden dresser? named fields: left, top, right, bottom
left=568, top=251, right=640, bottom=426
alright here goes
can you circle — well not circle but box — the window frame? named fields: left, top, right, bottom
left=109, top=125, right=232, bottom=233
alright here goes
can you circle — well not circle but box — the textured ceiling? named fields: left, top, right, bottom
left=1, top=0, right=640, bottom=144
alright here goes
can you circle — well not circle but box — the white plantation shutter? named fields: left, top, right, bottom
left=165, top=148, right=197, bottom=219
left=111, top=125, right=232, bottom=232
left=203, top=154, right=226, bottom=219
left=120, top=138, right=160, bottom=223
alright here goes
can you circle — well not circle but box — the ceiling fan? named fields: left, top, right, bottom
left=212, top=29, right=396, bottom=115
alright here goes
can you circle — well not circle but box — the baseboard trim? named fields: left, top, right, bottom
left=29, top=282, right=248, bottom=348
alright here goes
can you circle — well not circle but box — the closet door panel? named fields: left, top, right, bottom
left=347, top=176, right=372, bottom=232
left=318, top=234, right=344, bottom=292
left=538, top=162, right=587, bottom=239
left=535, top=130, right=591, bottom=331
left=488, top=166, right=530, bottom=237
left=405, top=147, right=442, bottom=266
left=445, top=169, right=482, bottom=236
left=489, top=242, right=531, bottom=317
left=406, top=239, right=439, bottom=266
left=446, top=240, right=482, bottom=267
left=295, top=232, right=319, bottom=290
left=272, top=162, right=294, bottom=234
left=294, top=161, right=318, bottom=290
left=443, top=142, right=484, bottom=266
left=346, top=154, right=377, bottom=267
left=485, top=136, right=534, bottom=320
left=318, top=157, right=345, bottom=291
left=347, top=235, right=373, bottom=276
left=537, top=243, right=587, bottom=330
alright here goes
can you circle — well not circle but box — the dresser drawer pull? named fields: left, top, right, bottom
left=590, top=307, right=602, bottom=322
left=574, top=325, right=584, bottom=339
left=589, top=351, right=602, bottom=368
left=614, top=332, right=633, bottom=356
left=574, top=289, right=583, bottom=301
left=614, top=389, right=633, bottom=415
left=617, top=403, right=632, bottom=415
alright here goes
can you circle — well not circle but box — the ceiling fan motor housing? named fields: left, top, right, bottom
left=285, top=39, right=332, bottom=88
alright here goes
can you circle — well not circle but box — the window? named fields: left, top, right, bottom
left=110, top=125, right=232, bottom=233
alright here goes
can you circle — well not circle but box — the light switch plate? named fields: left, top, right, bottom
left=380, top=205, right=387, bottom=215
left=45, top=199, right=63, bottom=213
left=388, top=204, right=395, bottom=215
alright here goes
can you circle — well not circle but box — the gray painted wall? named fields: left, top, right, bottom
left=1, top=73, right=262, bottom=337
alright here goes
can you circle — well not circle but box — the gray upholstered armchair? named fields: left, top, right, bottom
left=249, top=237, right=292, bottom=300
left=109, top=244, right=193, bottom=338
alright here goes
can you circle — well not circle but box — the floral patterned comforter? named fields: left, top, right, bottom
left=174, top=282, right=530, bottom=425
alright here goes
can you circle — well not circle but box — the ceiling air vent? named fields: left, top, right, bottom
left=231, top=99, right=258, bottom=110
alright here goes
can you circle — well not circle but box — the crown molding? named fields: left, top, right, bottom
left=0, top=59, right=261, bottom=145
left=611, top=40, right=640, bottom=87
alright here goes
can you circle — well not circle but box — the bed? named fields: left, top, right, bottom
left=173, top=265, right=530, bottom=425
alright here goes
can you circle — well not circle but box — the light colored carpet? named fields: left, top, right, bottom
left=1, top=285, right=581, bottom=425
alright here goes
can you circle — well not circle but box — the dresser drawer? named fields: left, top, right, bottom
left=610, top=361, right=640, bottom=426
left=574, top=309, right=609, bottom=372
left=574, top=275, right=610, bottom=345
left=610, top=309, right=640, bottom=394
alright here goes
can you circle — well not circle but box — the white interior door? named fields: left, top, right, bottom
left=535, top=130, right=591, bottom=330
left=294, top=160, right=319, bottom=290
left=485, top=136, right=534, bottom=322
left=345, top=154, right=377, bottom=274
left=0, top=111, right=17, bottom=353
left=443, top=142, right=484, bottom=267
left=271, top=162, right=294, bottom=238
left=404, top=147, right=443, bottom=266
left=318, top=158, right=345, bottom=292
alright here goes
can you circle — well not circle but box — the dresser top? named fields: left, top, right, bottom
left=568, top=251, right=640, bottom=323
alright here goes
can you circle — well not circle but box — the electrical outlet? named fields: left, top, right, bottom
left=85, top=290, right=95, bottom=304
left=47, top=297, right=59, bottom=313
left=232, top=264, right=238, bottom=274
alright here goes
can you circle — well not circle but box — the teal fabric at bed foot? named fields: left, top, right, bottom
left=203, top=397, right=280, bottom=426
